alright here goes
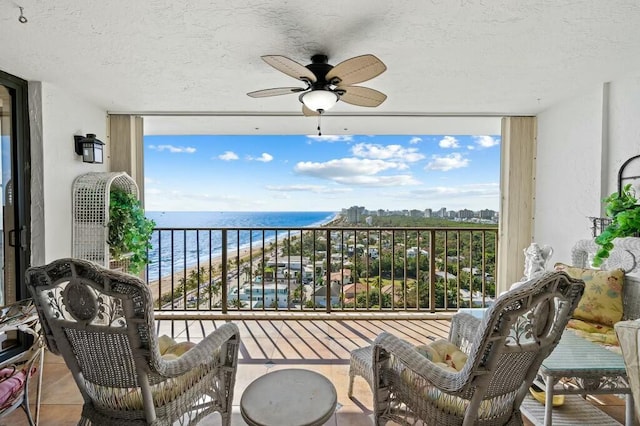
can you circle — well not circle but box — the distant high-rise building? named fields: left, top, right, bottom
left=346, top=206, right=366, bottom=223
left=458, top=209, right=474, bottom=219
left=479, top=209, right=496, bottom=220
left=340, top=205, right=497, bottom=221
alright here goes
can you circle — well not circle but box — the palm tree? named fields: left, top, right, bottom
left=293, top=284, right=304, bottom=303
left=206, top=280, right=221, bottom=301
left=241, top=264, right=252, bottom=281
left=230, top=298, right=246, bottom=308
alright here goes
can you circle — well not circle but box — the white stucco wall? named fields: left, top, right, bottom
left=33, top=82, right=108, bottom=263
left=535, top=74, right=640, bottom=265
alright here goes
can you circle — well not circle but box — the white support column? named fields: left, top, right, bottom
left=108, top=114, right=145, bottom=205
left=498, top=116, right=537, bottom=291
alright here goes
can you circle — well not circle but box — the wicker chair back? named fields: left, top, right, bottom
left=26, top=258, right=240, bottom=426
left=350, top=271, right=584, bottom=426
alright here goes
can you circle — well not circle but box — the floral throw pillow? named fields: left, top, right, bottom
left=554, top=263, right=624, bottom=326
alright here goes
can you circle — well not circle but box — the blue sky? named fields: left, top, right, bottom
left=144, top=134, right=500, bottom=212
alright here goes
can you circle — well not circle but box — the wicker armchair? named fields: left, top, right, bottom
left=348, top=271, right=585, bottom=426
left=26, top=258, right=240, bottom=426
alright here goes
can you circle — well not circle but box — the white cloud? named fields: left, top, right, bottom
left=265, top=184, right=353, bottom=194
left=218, top=151, right=239, bottom=161
left=306, top=135, right=353, bottom=143
left=246, top=152, right=274, bottom=162
left=333, top=175, right=419, bottom=186
left=270, top=193, right=292, bottom=200
left=145, top=187, right=163, bottom=195
left=294, top=158, right=419, bottom=187
left=256, top=153, right=273, bottom=162
left=474, top=135, right=500, bottom=148
left=409, top=137, right=422, bottom=144
left=439, top=136, right=460, bottom=149
left=295, top=158, right=405, bottom=178
left=148, top=144, right=196, bottom=153
left=144, top=176, right=158, bottom=184
left=145, top=188, right=263, bottom=211
left=410, top=183, right=499, bottom=198
left=466, top=145, right=475, bottom=150
left=425, top=153, right=470, bottom=171
left=380, top=183, right=499, bottom=207
left=351, top=143, right=425, bottom=162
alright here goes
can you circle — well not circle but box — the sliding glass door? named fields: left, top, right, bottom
left=0, top=70, right=30, bottom=306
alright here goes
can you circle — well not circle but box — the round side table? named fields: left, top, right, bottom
left=240, top=368, right=337, bottom=426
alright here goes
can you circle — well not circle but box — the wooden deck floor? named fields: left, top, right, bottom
left=0, top=318, right=629, bottom=425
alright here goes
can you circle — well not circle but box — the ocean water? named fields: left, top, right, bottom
left=146, top=211, right=336, bottom=279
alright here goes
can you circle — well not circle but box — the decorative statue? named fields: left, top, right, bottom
left=522, top=243, right=554, bottom=280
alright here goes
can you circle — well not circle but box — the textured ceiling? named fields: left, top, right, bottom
left=2, top=1, right=639, bottom=134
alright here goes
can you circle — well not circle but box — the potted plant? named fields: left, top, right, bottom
left=593, top=183, right=640, bottom=266
left=107, top=189, right=155, bottom=274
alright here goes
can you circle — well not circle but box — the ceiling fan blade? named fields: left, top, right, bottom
left=326, top=54, right=387, bottom=85
left=247, top=87, right=306, bottom=98
left=302, top=105, right=320, bottom=116
left=338, top=86, right=387, bottom=107
left=261, top=55, right=317, bottom=83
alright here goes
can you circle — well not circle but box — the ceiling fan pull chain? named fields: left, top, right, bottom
left=317, top=113, right=322, bottom=136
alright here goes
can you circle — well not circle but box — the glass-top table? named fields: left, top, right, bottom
left=537, top=330, right=633, bottom=426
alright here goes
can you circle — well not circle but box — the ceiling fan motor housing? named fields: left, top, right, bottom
left=306, top=55, right=334, bottom=88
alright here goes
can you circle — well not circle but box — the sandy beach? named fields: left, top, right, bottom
left=146, top=215, right=343, bottom=306
left=147, top=244, right=265, bottom=305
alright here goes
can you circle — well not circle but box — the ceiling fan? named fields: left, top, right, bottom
left=247, top=54, right=387, bottom=116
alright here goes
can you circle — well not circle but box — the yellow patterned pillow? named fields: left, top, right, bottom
left=567, top=318, right=619, bottom=346
left=554, top=263, right=624, bottom=326
left=414, top=339, right=468, bottom=371
left=157, top=335, right=195, bottom=360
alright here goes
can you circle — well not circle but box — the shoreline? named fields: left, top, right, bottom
left=147, top=213, right=342, bottom=302
left=147, top=244, right=264, bottom=305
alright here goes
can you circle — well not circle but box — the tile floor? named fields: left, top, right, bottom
left=0, top=318, right=631, bottom=425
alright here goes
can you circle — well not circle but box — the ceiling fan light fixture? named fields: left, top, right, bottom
left=301, top=90, right=338, bottom=112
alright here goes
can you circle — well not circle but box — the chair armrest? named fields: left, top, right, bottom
left=448, top=312, right=482, bottom=350
left=157, top=322, right=240, bottom=377
left=373, top=331, right=465, bottom=393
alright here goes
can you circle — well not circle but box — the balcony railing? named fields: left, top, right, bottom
left=146, top=226, right=498, bottom=313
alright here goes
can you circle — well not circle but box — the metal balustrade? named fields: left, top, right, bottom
left=146, top=226, right=498, bottom=314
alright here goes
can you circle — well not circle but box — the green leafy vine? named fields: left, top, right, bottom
left=593, top=183, right=640, bottom=266
left=107, top=189, right=156, bottom=274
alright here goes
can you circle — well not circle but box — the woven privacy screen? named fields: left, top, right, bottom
left=72, top=172, right=139, bottom=268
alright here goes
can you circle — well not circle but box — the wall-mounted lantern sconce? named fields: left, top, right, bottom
left=74, top=134, right=105, bottom=164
